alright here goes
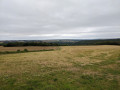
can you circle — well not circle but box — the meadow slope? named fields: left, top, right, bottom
left=0, top=45, right=120, bottom=90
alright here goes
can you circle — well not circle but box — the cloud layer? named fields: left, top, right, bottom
left=0, top=0, right=120, bottom=40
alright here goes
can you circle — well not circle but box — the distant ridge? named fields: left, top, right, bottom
left=0, top=38, right=120, bottom=46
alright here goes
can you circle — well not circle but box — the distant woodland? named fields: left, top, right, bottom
left=0, top=39, right=120, bottom=47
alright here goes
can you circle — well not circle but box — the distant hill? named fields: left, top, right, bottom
left=0, top=38, right=120, bottom=46
left=73, top=39, right=120, bottom=45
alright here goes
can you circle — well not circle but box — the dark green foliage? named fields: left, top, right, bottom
left=17, top=49, right=20, bottom=52
left=24, top=49, right=28, bottom=52
left=0, top=43, right=3, bottom=46
left=53, top=78, right=58, bottom=82
left=74, top=39, right=120, bottom=45
left=2, top=39, right=120, bottom=47
left=3, top=42, right=60, bottom=47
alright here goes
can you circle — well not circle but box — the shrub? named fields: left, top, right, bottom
left=24, top=49, right=28, bottom=52
left=17, top=49, right=20, bottom=52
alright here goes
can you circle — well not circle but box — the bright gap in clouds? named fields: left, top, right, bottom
left=0, top=0, right=120, bottom=40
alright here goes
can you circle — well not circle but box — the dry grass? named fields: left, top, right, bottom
left=0, top=46, right=119, bottom=74
left=0, top=45, right=120, bottom=90
left=0, top=46, right=58, bottom=52
left=0, top=45, right=120, bottom=75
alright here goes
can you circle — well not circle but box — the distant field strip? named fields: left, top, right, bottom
left=0, top=46, right=59, bottom=52
left=0, top=45, right=120, bottom=90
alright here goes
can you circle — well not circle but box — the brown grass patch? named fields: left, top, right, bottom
left=0, top=46, right=58, bottom=52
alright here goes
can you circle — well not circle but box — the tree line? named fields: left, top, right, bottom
left=3, top=42, right=60, bottom=47
left=2, top=39, right=120, bottom=47
left=74, top=39, right=120, bottom=45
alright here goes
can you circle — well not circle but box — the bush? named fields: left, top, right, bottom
left=17, top=49, right=20, bottom=52
left=24, top=49, right=28, bottom=52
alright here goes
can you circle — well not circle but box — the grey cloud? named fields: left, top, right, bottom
left=0, top=0, right=120, bottom=40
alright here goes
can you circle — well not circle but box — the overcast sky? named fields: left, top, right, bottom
left=0, top=0, right=120, bottom=40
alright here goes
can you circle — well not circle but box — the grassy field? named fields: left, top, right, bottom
left=0, top=45, right=120, bottom=90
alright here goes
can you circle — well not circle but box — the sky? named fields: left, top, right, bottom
left=0, top=0, right=120, bottom=40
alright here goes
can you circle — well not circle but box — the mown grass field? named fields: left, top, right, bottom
left=0, top=45, right=120, bottom=90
